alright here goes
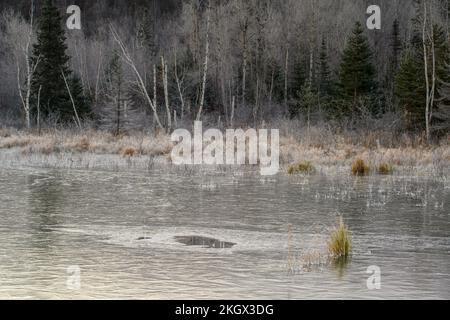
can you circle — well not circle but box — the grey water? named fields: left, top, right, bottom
left=0, top=167, right=449, bottom=299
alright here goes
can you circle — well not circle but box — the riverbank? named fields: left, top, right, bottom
left=0, top=128, right=449, bottom=176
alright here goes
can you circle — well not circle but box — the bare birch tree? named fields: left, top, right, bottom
left=61, top=69, right=82, bottom=128
left=110, top=23, right=164, bottom=131
left=422, top=1, right=436, bottom=143
left=196, top=1, right=211, bottom=121
left=6, top=1, right=40, bottom=129
left=174, top=52, right=186, bottom=119
left=161, top=56, right=171, bottom=130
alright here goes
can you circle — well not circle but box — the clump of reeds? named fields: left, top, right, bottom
left=377, top=162, right=394, bottom=175
left=287, top=161, right=316, bottom=174
left=328, top=217, right=352, bottom=261
left=351, top=158, right=369, bottom=176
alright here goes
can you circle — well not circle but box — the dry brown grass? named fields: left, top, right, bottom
left=0, top=129, right=173, bottom=157
left=0, top=135, right=32, bottom=149
left=0, top=125, right=449, bottom=173
left=74, top=136, right=90, bottom=152
left=0, top=128, right=13, bottom=138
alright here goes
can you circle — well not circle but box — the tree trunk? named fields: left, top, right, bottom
left=161, top=56, right=171, bottom=131
left=116, top=86, right=121, bottom=136
left=422, top=1, right=431, bottom=143
left=254, top=77, right=260, bottom=127
left=241, top=21, right=248, bottom=107
left=37, top=85, right=42, bottom=135
left=16, top=0, right=37, bottom=130
left=230, top=95, right=235, bottom=127
left=61, top=69, right=82, bottom=128
left=269, top=68, right=274, bottom=105
left=309, top=50, right=314, bottom=88
left=174, top=53, right=185, bottom=119
left=429, top=19, right=436, bottom=141
left=284, top=48, right=289, bottom=114
left=196, top=3, right=211, bottom=121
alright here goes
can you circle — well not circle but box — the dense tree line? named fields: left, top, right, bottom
left=0, top=0, right=449, bottom=141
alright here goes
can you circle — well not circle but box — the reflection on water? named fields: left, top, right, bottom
left=332, top=257, right=352, bottom=279
left=27, top=173, right=63, bottom=248
left=0, top=167, right=449, bottom=299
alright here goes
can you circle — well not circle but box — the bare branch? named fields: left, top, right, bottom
left=61, top=69, right=82, bottom=128
left=109, top=23, right=164, bottom=130
left=196, top=1, right=211, bottom=121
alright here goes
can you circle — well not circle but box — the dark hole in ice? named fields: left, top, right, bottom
left=175, top=236, right=236, bottom=248
left=137, top=236, right=151, bottom=241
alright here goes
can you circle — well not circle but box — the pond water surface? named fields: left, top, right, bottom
left=0, top=167, right=449, bottom=299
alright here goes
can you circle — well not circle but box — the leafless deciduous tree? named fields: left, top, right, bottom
left=161, top=56, right=171, bottom=130
left=196, top=1, right=211, bottom=121
left=110, top=23, right=164, bottom=131
left=421, top=1, right=437, bottom=143
left=61, top=69, right=82, bottom=128
left=174, top=52, right=186, bottom=119
left=4, top=1, right=40, bottom=129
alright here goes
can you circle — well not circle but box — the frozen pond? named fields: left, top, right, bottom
left=0, top=167, right=449, bottom=299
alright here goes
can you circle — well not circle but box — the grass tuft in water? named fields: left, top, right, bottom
left=328, top=217, right=352, bottom=261
left=288, top=161, right=316, bottom=174
left=351, top=158, right=369, bottom=176
left=377, top=162, right=394, bottom=175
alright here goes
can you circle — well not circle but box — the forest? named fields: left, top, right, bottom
left=0, top=0, right=449, bottom=147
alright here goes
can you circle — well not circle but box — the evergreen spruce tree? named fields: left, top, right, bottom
left=395, top=50, right=422, bottom=122
left=297, top=83, right=317, bottom=120
left=384, top=19, right=403, bottom=110
left=105, top=51, right=124, bottom=135
left=31, top=0, right=89, bottom=123
left=391, top=19, right=403, bottom=72
left=137, top=7, right=157, bottom=58
left=289, top=56, right=307, bottom=117
left=291, top=56, right=307, bottom=98
left=395, top=1, right=450, bottom=131
left=395, top=24, right=450, bottom=130
left=337, top=22, right=377, bottom=109
left=102, top=50, right=140, bottom=134
left=266, top=58, right=285, bottom=107
left=317, top=37, right=332, bottom=97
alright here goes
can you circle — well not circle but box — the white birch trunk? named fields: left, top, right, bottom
left=161, top=56, right=171, bottom=131
left=196, top=3, right=211, bottom=121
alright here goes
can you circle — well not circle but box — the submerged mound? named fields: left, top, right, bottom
left=175, top=236, right=236, bottom=249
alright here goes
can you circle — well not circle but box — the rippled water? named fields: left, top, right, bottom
left=0, top=167, right=449, bottom=299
